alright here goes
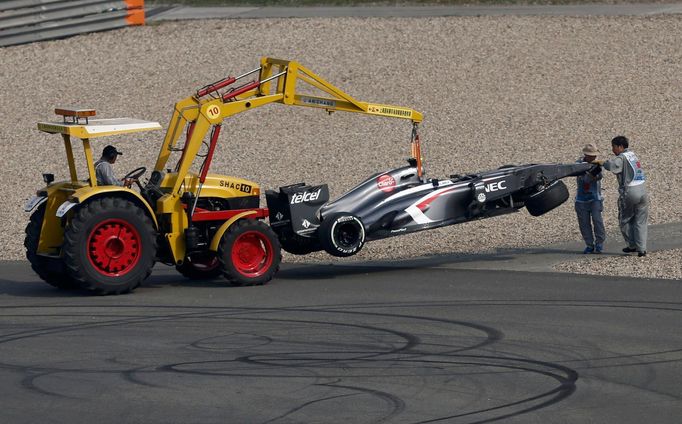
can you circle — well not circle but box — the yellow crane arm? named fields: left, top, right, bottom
left=259, top=57, right=423, bottom=122
left=153, top=57, right=425, bottom=193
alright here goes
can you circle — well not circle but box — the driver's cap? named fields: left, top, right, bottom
left=103, top=145, right=123, bottom=157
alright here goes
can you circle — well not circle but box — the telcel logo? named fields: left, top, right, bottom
left=291, top=189, right=322, bottom=204
left=485, top=180, right=507, bottom=193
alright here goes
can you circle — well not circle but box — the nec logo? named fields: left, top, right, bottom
left=484, top=180, right=507, bottom=193
left=290, top=189, right=322, bottom=204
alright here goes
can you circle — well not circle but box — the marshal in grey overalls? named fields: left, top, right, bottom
left=603, top=149, right=649, bottom=252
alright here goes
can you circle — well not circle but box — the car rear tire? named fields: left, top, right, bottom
left=63, top=198, right=157, bottom=295
left=24, top=204, right=79, bottom=290
left=218, top=219, right=281, bottom=286
left=176, top=251, right=222, bottom=280
left=319, top=213, right=366, bottom=257
left=525, top=180, right=569, bottom=216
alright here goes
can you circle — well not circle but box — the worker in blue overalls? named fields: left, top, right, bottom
left=575, top=143, right=605, bottom=254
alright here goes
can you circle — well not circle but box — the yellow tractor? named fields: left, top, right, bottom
left=24, top=57, right=422, bottom=294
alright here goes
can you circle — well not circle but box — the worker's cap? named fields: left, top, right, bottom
left=103, top=145, right=123, bottom=157
left=582, top=143, right=599, bottom=156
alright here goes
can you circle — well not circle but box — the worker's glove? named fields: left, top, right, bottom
left=591, top=159, right=605, bottom=166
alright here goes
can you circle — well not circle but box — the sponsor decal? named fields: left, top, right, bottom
left=275, top=212, right=284, bottom=221
left=377, top=174, right=397, bottom=193
left=219, top=180, right=252, bottom=193
left=477, top=193, right=487, bottom=203
left=390, top=228, right=407, bottom=233
left=368, top=104, right=412, bottom=119
left=302, top=219, right=311, bottom=229
left=484, top=180, right=507, bottom=193
left=301, top=96, right=336, bottom=108
left=290, top=188, right=322, bottom=205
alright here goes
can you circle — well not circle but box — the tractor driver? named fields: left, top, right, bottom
left=95, top=145, right=134, bottom=187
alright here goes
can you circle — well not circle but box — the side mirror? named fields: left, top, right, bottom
left=42, top=173, right=55, bottom=185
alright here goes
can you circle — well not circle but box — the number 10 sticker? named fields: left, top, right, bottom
left=206, top=105, right=221, bottom=120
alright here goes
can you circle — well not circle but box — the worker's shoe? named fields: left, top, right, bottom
left=595, top=244, right=603, bottom=254
left=638, top=251, right=647, bottom=257
left=583, top=246, right=594, bottom=254
left=622, top=247, right=637, bottom=253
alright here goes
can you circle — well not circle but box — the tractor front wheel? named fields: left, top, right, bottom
left=63, top=198, right=157, bottom=295
left=24, top=204, right=78, bottom=289
left=218, top=219, right=281, bottom=286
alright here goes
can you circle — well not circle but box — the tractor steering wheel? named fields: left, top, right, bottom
left=123, top=167, right=147, bottom=190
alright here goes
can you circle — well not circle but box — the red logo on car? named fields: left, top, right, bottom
left=377, top=174, right=396, bottom=193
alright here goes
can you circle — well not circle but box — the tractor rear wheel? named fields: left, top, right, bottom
left=24, top=204, right=78, bottom=289
left=176, top=252, right=222, bottom=280
left=218, top=219, right=281, bottom=286
left=63, top=198, right=157, bottom=295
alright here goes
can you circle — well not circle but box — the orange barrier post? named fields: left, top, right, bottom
left=125, top=0, right=145, bottom=26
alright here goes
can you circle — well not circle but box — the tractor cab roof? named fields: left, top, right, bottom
left=38, top=108, right=161, bottom=139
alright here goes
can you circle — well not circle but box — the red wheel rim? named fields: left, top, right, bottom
left=87, top=219, right=142, bottom=277
left=231, top=231, right=273, bottom=278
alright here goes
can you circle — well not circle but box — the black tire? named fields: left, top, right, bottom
left=279, top=233, right=322, bottom=255
left=63, top=197, right=157, bottom=295
left=176, top=251, right=222, bottom=280
left=525, top=180, right=569, bottom=217
left=318, top=213, right=366, bottom=257
left=24, top=204, right=79, bottom=289
left=218, top=219, right=281, bottom=286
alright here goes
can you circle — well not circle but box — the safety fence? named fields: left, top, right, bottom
left=0, top=0, right=145, bottom=47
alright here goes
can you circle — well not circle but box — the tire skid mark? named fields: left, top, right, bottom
left=1, top=299, right=679, bottom=421
left=261, top=392, right=359, bottom=424
left=316, top=382, right=406, bottom=424
left=20, top=371, right=79, bottom=399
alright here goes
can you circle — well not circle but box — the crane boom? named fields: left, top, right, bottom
left=153, top=57, right=425, bottom=195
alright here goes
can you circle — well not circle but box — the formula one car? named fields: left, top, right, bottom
left=266, top=159, right=594, bottom=257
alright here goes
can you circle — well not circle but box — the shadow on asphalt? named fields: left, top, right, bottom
left=279, top=246, right=591, bottom=280
left=0, top=272, right=239, bottom=298
left=1, top=235, right=673, bottom=298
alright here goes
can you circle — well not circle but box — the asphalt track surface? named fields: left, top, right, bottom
left=1, top=259, right=681, bottom=423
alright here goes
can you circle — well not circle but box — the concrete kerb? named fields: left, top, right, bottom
left=325, top=221, right=682, bottom=274
left=145, top=3, right=682, bottom=21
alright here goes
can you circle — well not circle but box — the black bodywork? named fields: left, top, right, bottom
left=266, top=160, right=593, bottom=255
